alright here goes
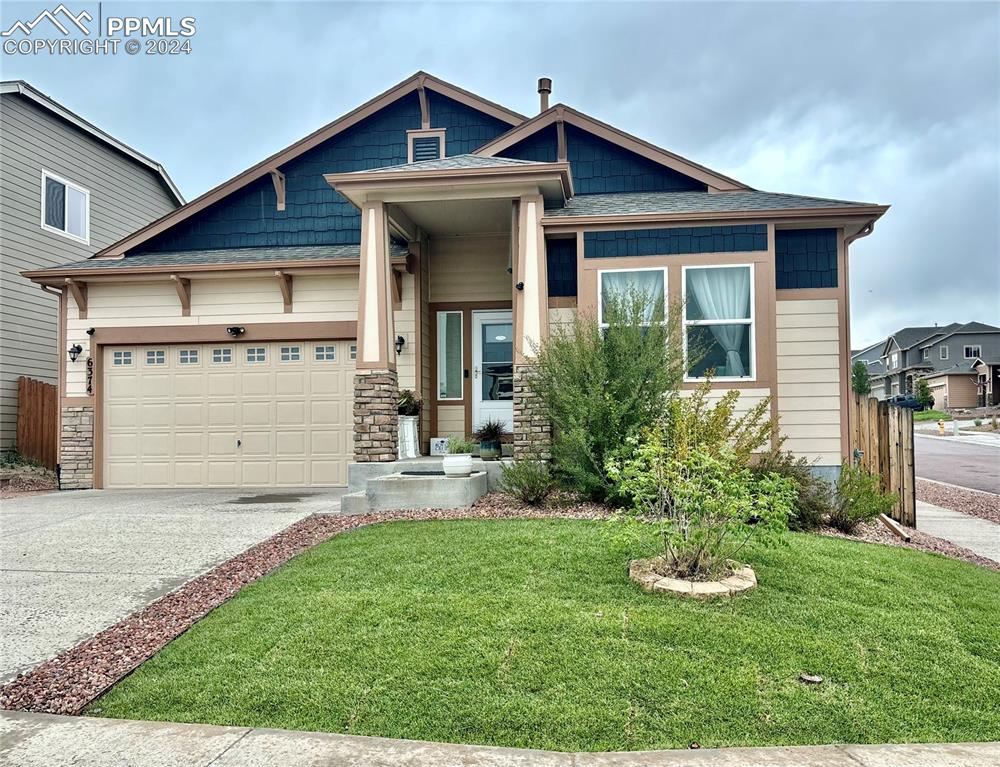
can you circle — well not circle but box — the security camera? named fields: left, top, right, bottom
left=86, top=327, right=96, bottom=336
left=226, top=326, right=246, bottom=337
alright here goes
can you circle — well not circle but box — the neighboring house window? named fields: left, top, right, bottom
left=315, top=345, right=336, bottom=361
left=349, top=344, right=357, bottom=361
left=922, top=348, right=930, bottom=360
left=890, top=352, right=899, bottom=369
left=683, top=265, right=754, bottom=380
left=112, top=350, right=132, bottom=366
left=178, top=349, right=199, bottom=364
left=598, top=267, right=667, bottom=330
left=437, top=311, right=463, bottom=400
left=146, top=350, right=166, bottom=366
left=280, top=345, right=301, bottom=362
left=964, top=345, right=982, bottom=359
left=212, top=348, right=233, bottom=364
left=246, top=347, right=266, bottom=364
left=940, top=346, right=949, bottom=360
left=41, top=170, right=89, bottom=243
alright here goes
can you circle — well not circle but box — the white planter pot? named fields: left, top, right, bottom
left=442, top=453, right=473, bottom=477
left=397, top=415, right=420, bottom=459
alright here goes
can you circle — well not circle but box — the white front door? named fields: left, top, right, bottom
left=472, top=310, right=514, bottom=433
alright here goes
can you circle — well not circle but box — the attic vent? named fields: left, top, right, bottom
left=407, top=129, right=446, bottom=163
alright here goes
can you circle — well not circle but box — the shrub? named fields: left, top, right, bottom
left=829, top=463, right=899, bottom=533
left=397, top=390, right=422, bottom=416
left=851, top=361, right=872, bottom=395
left=445, top=437, right=476, bottom=454
left=473, top=419, right=508, bottom=443
left=607, top=387, right=793, bottom=580
left=498, top=460, right=552, bottom=506
left=528, top=290, right=687, bottom=503
left=753, top=449, right=833, bottom=531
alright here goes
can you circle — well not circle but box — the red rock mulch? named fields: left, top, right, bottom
left=916, top=478, right=1000, bottom=525
left=820, top=520, right=1000, bottom=573
left=0, top=498, right=605, bottom=716
left=0, top=465, right=57, bottom=499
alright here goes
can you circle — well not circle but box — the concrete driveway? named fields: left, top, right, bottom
left=0, top=488, right=344, bottom=683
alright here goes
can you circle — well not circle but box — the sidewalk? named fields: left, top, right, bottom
left=914, top=428, right=1000, bottom=448
left=2, top=711, right=999, bottom=767
left=916, top=501, right=1000, bottom=563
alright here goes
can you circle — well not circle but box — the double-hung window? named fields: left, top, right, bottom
left=41, top=171, right=89, bottom=243
left=964, top=345, right=982, bottom=359
left=684, top=265, right=754, bottom=380
left=598, top=267, right=667, bottom=330
left=437, top=311, right=463, bottom=400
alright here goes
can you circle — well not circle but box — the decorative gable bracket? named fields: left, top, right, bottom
left=269, top=169, right=286, bottom=212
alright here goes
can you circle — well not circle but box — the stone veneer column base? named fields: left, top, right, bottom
left=353, top=370, right=399, bottom=462
left=512, top=365, right=551, bottom=461
left=60, top=405, right=94, bottom=489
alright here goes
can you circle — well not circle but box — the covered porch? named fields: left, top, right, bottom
left=324, top=155, right=573, bottom=462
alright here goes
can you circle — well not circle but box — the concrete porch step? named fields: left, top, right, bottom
left=342, top=458, right=505, bottom=514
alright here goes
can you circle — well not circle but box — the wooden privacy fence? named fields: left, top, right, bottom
left=16, top=376, right=58, bottom=470
left=849, top=393, right=916, bottom=526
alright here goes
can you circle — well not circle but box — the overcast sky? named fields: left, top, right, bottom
left=3, top=1, right=997, bottom=347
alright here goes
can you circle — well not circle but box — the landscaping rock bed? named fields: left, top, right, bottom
left=629, top=556, right=757, bottom=599
left=0, top=497, right=606, bottom=716
left=0, top=465, right=56, bottom=498
left=821, top=520, right=1000, bottom=573
left=917, top=478, right=1000, bottom=525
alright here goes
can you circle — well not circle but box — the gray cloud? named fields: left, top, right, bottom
left=3, top=0, right=997, bottom=345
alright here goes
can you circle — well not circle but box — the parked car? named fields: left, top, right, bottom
left=888, top=394, right=925, bottom=411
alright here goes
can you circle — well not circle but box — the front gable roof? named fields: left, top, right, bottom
left=474, top=104, right=749, bottom=192
left=92, top=72, right=525, bottom=258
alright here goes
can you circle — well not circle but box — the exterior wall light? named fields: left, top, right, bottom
left=68, top=344, right=83, bottom=362
left=395, top=335, right=406, bottom=354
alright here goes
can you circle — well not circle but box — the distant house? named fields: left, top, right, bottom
left=0, top=81, right=182, bottom=450
left=852, top=322, right=1000, bottom=407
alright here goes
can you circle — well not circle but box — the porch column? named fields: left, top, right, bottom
left=354, top=201, right=398, bottom=462
left=512, top=194, right=551, bottom=460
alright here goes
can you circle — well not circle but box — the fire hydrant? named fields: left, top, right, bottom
left=938, top=419, right=946, bottom=436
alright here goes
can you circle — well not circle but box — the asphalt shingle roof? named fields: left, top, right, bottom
left=49, top=244, right=408, bottom=271
left=544, top=190, right=878, bottom=218
left=359, top=154, right=547, bottom=174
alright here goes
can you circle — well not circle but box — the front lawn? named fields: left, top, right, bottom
left=89, top=519, right=1000, bottom=751
left=914, top=409, right=953, bottom=421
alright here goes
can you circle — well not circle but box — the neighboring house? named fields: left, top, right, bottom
left=853, top=322, right=1000, bottom=407
left=0, top=81, right=182, bottom=450
left=23, top=72, right=888, bottom=490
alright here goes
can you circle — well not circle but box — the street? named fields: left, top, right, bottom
left=915, top=434, right=1000, bottom=494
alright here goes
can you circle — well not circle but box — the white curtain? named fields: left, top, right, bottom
left=688, top=267, right=750, bottom=376
left=602, top=270, right=664, bottom=324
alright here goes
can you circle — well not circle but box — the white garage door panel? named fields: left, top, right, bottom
left=104, top=341, right=354, bottom=488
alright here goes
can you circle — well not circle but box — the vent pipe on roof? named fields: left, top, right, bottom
left=538, top=77, right=552, bottom=113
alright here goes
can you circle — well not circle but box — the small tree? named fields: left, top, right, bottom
left=852, top=361, right=872, bottom=395
left=528, top=290, right=687, bottom=504
left=914, top=378, right=934, bottom=408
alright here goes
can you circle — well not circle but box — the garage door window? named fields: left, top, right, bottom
left=280, top=346, right=301, bottom=362
left=349, top=344, right=357, bottom=361
left=212, top=348, right=232, bottom=364
left=246, top=347, right=266, bottom=364
left=112, top=350, right=132, bottom=366
left=315, top=345, right=336, bottom=361
left=178, top=349, right=199, bottom=365
left=146, top=350, right=166, bottom=366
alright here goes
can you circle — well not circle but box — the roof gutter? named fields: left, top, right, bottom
left=541, top=205, right=890, bottom=229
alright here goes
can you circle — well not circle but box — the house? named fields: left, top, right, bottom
left=0, top=81, right=183, bottom=450
left=856, top=322, right=1000, bottom=406
left=22, top=73, right=888, bottom=490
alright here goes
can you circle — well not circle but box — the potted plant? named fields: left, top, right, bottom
left=474, top=419, right=508, bottom=461
left=442, top=437, right=476, bottom=477
left=397, top=390, right=422, bottom=459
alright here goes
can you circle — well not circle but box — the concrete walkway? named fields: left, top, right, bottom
left=1, top=712, right=998, bottom=767
left=0, top=488, right=343, bottom=682
left=916, top=500, right=1000, bottom=563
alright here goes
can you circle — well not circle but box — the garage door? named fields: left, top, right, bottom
left=103, top=340, right=355, bottom=488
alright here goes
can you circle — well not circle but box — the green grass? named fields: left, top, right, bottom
left=914, top=409, right=952, bottom=421
left=89, top=520, right=1000, bottom=751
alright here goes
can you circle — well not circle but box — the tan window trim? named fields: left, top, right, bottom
left=406, top=128, right=446, bottom=163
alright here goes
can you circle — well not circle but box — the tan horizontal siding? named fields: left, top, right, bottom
left=429, top=235, right=510, bottom=303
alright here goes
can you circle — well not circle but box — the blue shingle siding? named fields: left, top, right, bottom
left=775, top=228, right=838, bottom=289
left=426, top=91, right=513, bottom=157
left=499, top=124, right=707, bottom=195
left=135, top=94, right=426, bottom=253
left=546, top=238, right=577, bottom=297
left=584, top=225, right=767, bottom=259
